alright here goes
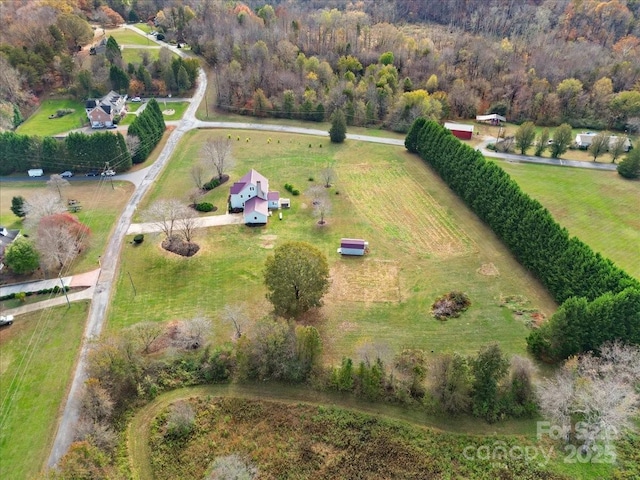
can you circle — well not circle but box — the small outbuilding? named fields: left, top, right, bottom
left=338, top=238, right=368, bottom=256
left=444, top=122, right=474, bottom=140
left=476, top=114, right=506, bottom=125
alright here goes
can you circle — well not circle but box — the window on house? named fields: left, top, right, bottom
left=254, top=216, right=257, bottom=220
left=240, top=194, right=243, bottom=198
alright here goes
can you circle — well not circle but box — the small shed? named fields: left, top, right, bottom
left=280, top=198, right=291, bottom=209
left=476, top=114, right=506, bottom=125
left=444, top=122, right=474, bottom=140
left=338, top=238, right=368, bottom=256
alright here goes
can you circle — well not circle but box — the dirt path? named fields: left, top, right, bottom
left=127, top=384, right=535, bottom=480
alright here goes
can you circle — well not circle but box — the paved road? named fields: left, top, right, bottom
left=47, top=31, right=206, bottom=467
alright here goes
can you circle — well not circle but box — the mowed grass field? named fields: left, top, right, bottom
left=0, top=180, right=134, bottom=277
left=498, top=160, right=640, bottom=279
left=111, top=129, right=557, bottom=362
left=16, top=99, right=87, bottom=137
left=0, top=302, right=90, bottom=480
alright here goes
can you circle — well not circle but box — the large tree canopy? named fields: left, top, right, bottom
left=264, top=241, right=330, bottom=318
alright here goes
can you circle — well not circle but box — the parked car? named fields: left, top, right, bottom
left=85, top=171, right=99, bottom=176
left=60, top=171, right=73, bottom=178
left=102, top=169, right=116, bottom=176
left=131, top=96, right=142, bottom=102
left=0, top=315, right=14, bottom=327
left=106, top=124, right=117, bottom=129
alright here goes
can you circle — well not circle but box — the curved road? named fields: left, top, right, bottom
left=46, top=24, right=619, bottom=468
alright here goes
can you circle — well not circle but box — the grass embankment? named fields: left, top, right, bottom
left=106, top=27, right=154, bottom=46
left=499, top=161, right=640, bottom=279
left=130, top=391, right=613, bottom=480
left=16, top=99, right=87, bottom=137
left=0, top=302, right=90, bottom=480
left=111, top=129, right=556, bottom=362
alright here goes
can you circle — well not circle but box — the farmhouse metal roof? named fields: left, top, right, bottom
left=444, top=122, right=474, bottom=133
left=244, top=196, right=268, bottom=215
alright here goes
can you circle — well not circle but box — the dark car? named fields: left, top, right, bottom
left=85, top=171, right=99, bottom=177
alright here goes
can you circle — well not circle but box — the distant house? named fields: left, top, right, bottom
left=575, top=133, right=631, bottom=152
left=476, top=114, right=506, bottom=125
left=337, top=238, right=368, bottom=256
left=0, top=226, right=21, bottom=271
left=229, top=169, right=280, bottom=225
left=85, top=90, right=127, bottom=128
left=444, top=122, right=474, bottom=140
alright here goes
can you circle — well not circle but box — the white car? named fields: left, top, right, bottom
left=102, top=169, right=116, bottom=176
left=0, top=315, right=14, bottom=327
left=60, top=171, right=73, bottom=178
left=131, top=96, right=142, bottom=102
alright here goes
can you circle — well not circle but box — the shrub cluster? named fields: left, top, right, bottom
left=406, top=119, right=640, bottom=361
left=203, top=178, right=220, bottom=190
left=127, top=98, right=166, bottom=164
left=284, top=183, right=300, bottom=195
left=194, top=202, right=214, bottom=212
left=0, top=285, right=70, bottom=301
left=431, top=291, right=471, bottom=320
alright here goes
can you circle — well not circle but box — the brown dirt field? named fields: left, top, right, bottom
left=326, top=258, right=401, bottom=303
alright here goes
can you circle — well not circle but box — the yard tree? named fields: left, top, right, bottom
left=10, top=195, right=26, bottom=218
left=514, top=121, right=536, bottom=154
left=329, top=108, right=347, bottom=143
left=105, top=36, right=122, bottom=65
left=142, top=199, right=184, bottom=238
left=47, top=174, right=70, bottom=200
left=36, top=213, right=91, bottom=271
left=534, top=127, right=550, bottom=156
left=609, top=135, right=628, bottom=163
left=129, top=322, right=164, bottom=354
left=190, top=161, right=206, bottom=189
left=588, top=132, right=609, bottom=161
left=201, top=137, right=234, bottom=180
left=617, top=147, right=640, bottom=179
left=550, top=123, right=573, bottom=158
left=430, top=353, right=472, bottom=414
left=320, top=166, right=335, bottom=187
left=264, top=241, right=330, bottom=318
left=221, top=304, right=249, bottom=340
left=4, top=237, right=40, bottom=274
left=470, top=343, right=509, bottom=422
left=175, top=206, right=198, bottom=243
left=23, top=192, right=66, bottom=230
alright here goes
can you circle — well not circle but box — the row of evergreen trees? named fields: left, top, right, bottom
left=0, top=130, right=130, bottom=175
left=127, top=98, right=166, bottom=164
left=405, top=119, right=640, bottom=361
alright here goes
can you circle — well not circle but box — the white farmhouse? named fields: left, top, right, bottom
left=229, top=169, right=280, bottom=224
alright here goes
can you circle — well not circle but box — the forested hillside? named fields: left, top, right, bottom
left=0, top=0, right=639, bottom=133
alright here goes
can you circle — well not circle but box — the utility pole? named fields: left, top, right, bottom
left=59, top=273, right=70, bottom=308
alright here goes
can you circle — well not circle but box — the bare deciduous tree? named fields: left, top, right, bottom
left=143, top=199, right=184, bottom=238
left=609, top=135, right=628, bottom=163
left=166, top=400, right=195, bottom=438
left=47, top=174, right=70, bottom=200
left=24, top=192, right=66, bottom=229
left=190, top=161, right=207, bottom=189
left=537, top=342, right=640, bottom=450
left=321, top=166, right=336, bottom=187
left=125, top=135, right=141, bottom=157
left=130, top=321, right=164, bottom=354
left=175, top=316, right=212, bottom=349
left=221, top=304, right=249, bottom=340
left=176, top=206, right=198, bottom=243
left=313, top=196, right=331, bottom=225
left=75, top=418, right=118, bottom=452
left=188, top=188, right=205, bottom=206
left=207, top=454, right=259, bottom=480
left=201, top=137, right=235, bottom=180
left=81, top=378, right=114, bottom=423
left=36, top=218, right=84, bottom=271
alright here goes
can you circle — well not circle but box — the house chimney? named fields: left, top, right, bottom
left=256, top=180, right=262, bottom=198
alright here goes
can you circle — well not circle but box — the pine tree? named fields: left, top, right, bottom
left=329, top=109, right=347, bottom=143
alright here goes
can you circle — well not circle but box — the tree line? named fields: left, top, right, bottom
left=0, top=99, right=166, bottom=174
left=405, top=118, right=640, bottom=361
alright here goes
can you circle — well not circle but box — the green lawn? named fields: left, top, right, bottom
left=134, top=22, right=153, bottom=34
left=106, top=27, right=154, bottom=46
left=122, top=46, right=162, bottom=65
left=112, top=129, right=557, bottom=364
left=157, top=101, right=189, bottom=120
left=0, top=302, right=90, bottom=480
left=499, top=161, right=640, bottom=279
left=16, top=99, right=87, bottom=137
